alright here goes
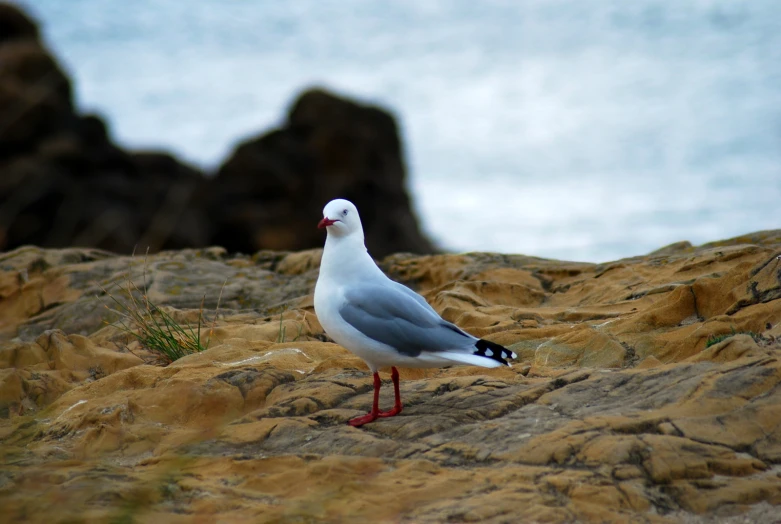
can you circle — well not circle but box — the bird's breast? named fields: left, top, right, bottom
left=314, top=279, right=342, bottom=333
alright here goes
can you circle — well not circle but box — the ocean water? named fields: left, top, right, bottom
left=21, top=0, right=781, bottom=262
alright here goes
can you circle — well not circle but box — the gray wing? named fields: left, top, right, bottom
left=339, top=281, right=475, bottom=357
left=390, top=280, right=440, bottom=316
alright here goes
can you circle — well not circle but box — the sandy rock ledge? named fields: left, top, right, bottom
left=1, top=232, right=781, bottom=522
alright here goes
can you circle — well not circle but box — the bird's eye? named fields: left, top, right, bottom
left=342, top=209, right=348, bottom=215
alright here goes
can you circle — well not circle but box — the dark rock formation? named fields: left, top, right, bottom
left=0, top=4, right=208, bottom=253
left=0, top=3, right=39, bottom=44
left=209, top=88, right=435, bottom=258
left=0, top=3, right=435, bottom=258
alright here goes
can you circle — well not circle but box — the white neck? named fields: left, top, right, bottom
left=320, top=231, right=384, bottom=282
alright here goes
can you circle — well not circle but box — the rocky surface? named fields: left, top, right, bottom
left=0, top=3, right=434, bottom=257
left=1, top=231, right=780, bottom=522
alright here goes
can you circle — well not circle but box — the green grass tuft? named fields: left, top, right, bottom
left=705, top=328, right=762, bottom=348
left=100, top=252, right=225, bottom=364
left=276, top=306, right=304, bottom=343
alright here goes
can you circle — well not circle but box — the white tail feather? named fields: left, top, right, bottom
left=436, top=352, right=505, bottom=368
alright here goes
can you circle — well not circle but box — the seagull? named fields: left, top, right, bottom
left=313, top=198, right=516, bottom=427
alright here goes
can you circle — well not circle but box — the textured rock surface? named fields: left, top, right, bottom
left=0, top=3, right=434, bottom=257
left=1, top=232, right=780, bottom=522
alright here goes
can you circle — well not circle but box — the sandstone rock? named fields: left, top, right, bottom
left=1, top=232, right=780, bottom=521
left=533, top=325, right=627, bottom=368
left=0, top=329, right=141, bottom=418
left=648, top=240, right=695, bottom=256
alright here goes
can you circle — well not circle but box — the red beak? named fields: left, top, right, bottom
left=318, top=217, right=337, bottom=229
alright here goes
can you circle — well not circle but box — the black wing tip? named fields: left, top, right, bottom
left=474, top=339, right=517, bottom=366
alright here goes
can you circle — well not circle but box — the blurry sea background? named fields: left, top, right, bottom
left=21, top=0, right=781, bottom=262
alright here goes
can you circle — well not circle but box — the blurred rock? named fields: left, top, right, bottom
left=0, top=4, right=433, bottom=258
left=0, top=4, right=434, bottom=258
left=210, top=88, right=435, bottom=257
left=0, top=2, right=39, bottom=44
left=0, top=41, right=72, bottom=154
left=0, top=3, right=209, bottom=253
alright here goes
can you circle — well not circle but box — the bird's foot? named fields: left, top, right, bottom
left=347, top=412, right=378, bottom=427
left=377, top=405, right=402, bottom=418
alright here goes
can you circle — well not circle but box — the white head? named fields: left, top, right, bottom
left=318, top=199, right=364, bottom=240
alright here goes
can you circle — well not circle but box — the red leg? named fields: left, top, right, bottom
left=348, top=372, right=381, bottom=427
left=378, top=367, right=403, bottom=418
